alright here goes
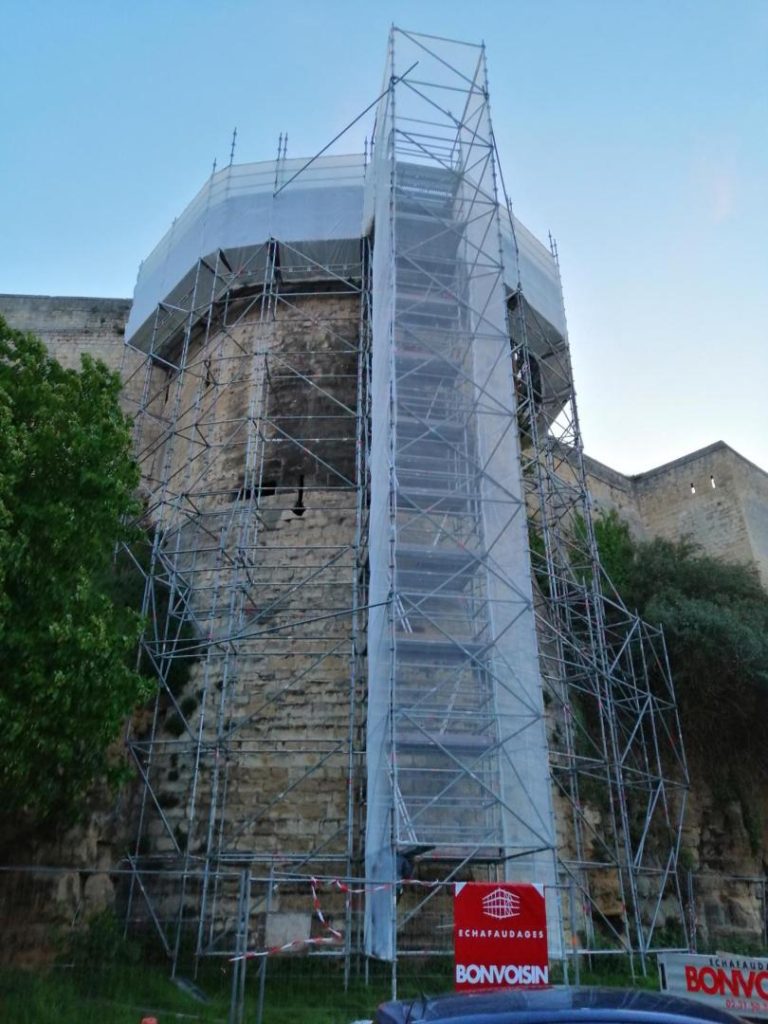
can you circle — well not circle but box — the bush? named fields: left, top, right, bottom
left=593, top=510, right=768, bottom=791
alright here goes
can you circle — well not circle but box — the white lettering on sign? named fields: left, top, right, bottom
left=454, top=882, right=548, bottom=993
left=455, top=964, right=549, bottom=986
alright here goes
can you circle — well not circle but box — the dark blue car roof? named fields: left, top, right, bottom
left=375, top=987, right=743, bottom=1024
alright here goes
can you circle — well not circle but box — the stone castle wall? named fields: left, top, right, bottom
left=0, top=293, right=130, bottom=370
left=0, top=293, right=144, bottom=412
left=127, top=290, right=363, bottom=871
left=2, top=292, right=768, bottom=950
left=0, top=291, right=363, bottom=901
left=582, top=453, right=649, bottom=538
left=4, top=293, right=765, bottom=583
left=632, top=443, right=768, bottom=586
left=584, top=443, right=768, bottom=587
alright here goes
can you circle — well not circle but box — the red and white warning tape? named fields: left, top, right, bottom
left=328, top=877, right=440, bottom=895
left=230, top=875, right=442, bottom=962
left=231, top=935, right=342, bottom=961
left=310, top=877, right=344, bottom=941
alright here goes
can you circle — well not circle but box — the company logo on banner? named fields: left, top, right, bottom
left=482, top=888, right=521, bottom=920
left=454, top=882, right=548, bottom=991
left=659, top=952, right=768, bottom=1019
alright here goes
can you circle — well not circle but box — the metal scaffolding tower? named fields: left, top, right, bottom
left=363, top=27, right=688, bottom=967
left=508, top=236, right=690, bottom=963
left=364, top=29, right=559, bottom=961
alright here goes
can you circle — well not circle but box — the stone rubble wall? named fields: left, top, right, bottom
left=0, top=293, right=145, bottom=414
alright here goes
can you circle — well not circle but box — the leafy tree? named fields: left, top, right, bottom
left=0, top=316, right=151, bottom=828
left=593, top=510, right=768, bottom=791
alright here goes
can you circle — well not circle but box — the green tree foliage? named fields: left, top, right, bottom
left=0, top=316, right=151, bottom=827
left=594, top=510, right=768, bottom=786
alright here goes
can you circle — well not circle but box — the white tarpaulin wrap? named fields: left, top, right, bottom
left=364, top=79, right=399, bottom=961
left=127, top=156, right=562, bottom=354
left=363, top=30, right=558, bottom=960
left=126, top=155, right=367, bottom=346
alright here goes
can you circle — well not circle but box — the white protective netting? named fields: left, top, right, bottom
left=364, top=29, right=559, bottom=959
left=126, top=155, right=366, bottom=345
left=127, top=155, right=561, bottom=352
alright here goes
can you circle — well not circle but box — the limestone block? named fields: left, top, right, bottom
left=51, top=871, right=82, bottom=923
left=723, top=894, right=762, bottom=931
left=57, top=821, right=99, bottom=867
left=265, top=911, right=311, bottom=949
left=83, top=872, right=115, bottom=918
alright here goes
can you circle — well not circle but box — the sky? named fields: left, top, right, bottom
left=1, top=0, right=766, bottom=475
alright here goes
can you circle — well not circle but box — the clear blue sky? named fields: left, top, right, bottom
left=1, top=0, right=766, bottom=474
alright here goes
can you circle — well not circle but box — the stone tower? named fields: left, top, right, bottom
left=10, top=28, right=687, bottom=974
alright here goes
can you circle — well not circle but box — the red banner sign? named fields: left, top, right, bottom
left=453, top=882, right=549, bottom=991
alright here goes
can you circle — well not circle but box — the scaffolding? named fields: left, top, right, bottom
left=364, top=29, right=559, bottom=961
left=121, top=158, right=371, bottom=968
left=119, top=24, right=688, bottom=987
left=508, top=239, right=690, bottom=962
left=505, top=197, right=689, bottom=963
left=363, top=27, right=687, bottom=967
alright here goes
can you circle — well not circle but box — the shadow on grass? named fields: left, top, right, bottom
left=0, top=962, right=230, bottom=1024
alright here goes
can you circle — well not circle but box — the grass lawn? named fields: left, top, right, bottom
left=0, top=952, right=660, bottom=1023
left=0, top=962, right=230, bottom=1023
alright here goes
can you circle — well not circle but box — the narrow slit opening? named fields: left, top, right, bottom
left=292, top=475, right=306, bottom=517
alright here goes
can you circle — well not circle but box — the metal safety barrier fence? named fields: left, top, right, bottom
left=0, top=865, right=765, bottom=1024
